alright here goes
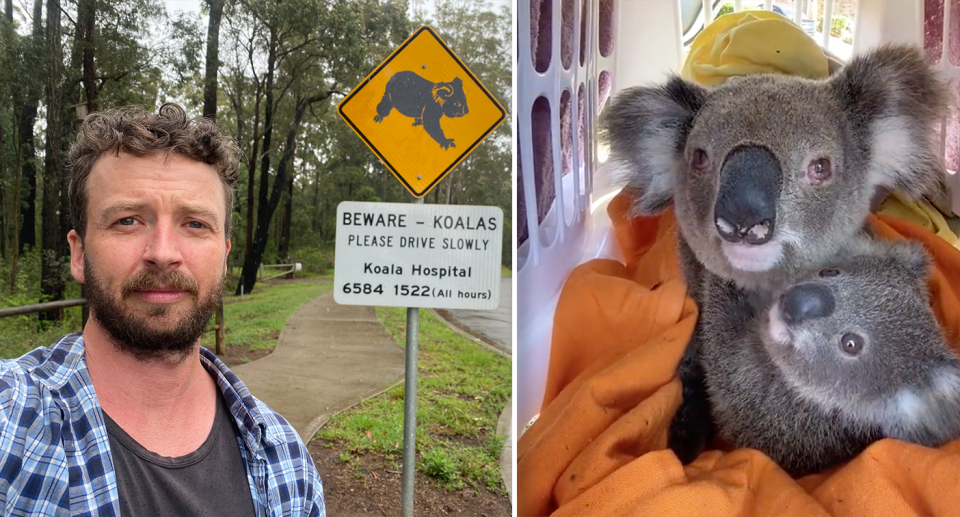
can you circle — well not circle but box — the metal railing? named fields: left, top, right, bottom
left=0, top=298, right=226, bottom=355
left=259, top=262, right=303, bottom=282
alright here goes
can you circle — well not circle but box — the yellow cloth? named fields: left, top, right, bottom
left=681, top=10, right=829, bottom=87
left=680, top=10, right=959, bottom=245
left=880, top=191, right=959, bottom=246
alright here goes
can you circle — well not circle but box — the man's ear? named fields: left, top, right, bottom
left=599, top=75, right=707, bottom=215
left=224, top=238, right=232, bottom=275
left=830, top=43, right=949, bottom=199
left=67, top=229, right=85, bottom=284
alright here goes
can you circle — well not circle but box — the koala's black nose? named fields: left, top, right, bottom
left=714, top=146, right=782, bottom=245
left=780, top=283, right=835, bottom=325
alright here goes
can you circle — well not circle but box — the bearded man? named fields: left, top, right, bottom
left=0, top=103, right=325, bottom=517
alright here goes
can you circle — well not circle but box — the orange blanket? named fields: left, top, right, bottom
left=517, top=190, right=960, bottom=517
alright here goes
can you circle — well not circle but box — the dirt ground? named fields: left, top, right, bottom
left=216, top=330, right=279, bottom=368
left=309, top=442, right=511, bottom=517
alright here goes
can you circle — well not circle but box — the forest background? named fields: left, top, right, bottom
left=0, top=0, right=512, bottom=325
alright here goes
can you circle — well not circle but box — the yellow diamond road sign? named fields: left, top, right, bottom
left=337, top=25, right=506, bottom=198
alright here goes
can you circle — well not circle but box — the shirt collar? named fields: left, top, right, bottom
left=25, top=333, right=282, bottom=452
left=198, top=346, right=284, bottom=450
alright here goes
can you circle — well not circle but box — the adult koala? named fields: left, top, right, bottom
left=598, top=44, right=950, bottom=463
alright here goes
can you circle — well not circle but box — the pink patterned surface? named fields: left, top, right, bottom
left=925, top=0, right=960, bottom=173
left=519, top=0, right=614, bottom=247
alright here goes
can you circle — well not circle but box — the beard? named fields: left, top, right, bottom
left=83, top=256, right=224, bottom=363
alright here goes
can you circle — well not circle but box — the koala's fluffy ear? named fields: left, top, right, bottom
left=885, top=240, right=933, bottom=279
left=831, top=44, right=949, bottom=198
left=599, top=75, right=708, bottom=215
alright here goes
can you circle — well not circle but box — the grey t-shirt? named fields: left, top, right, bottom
left=102, top=391, right=256, bottom=517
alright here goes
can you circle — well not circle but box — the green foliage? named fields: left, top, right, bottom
left=317, top=307, right=511, bottom=494
left=288, top=246, right=334, bottom=276
left=0, top=247, right=84, bottom=359
left=817, top=13, right=852, bottom=39
left=199, top=280, right=333, bottom=352
left=717, top=3, right=735, bottom=17
left=420, top=448, right=457, bottom=482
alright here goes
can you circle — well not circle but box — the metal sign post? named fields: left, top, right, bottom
left=400, top=196, right=424, bottom=517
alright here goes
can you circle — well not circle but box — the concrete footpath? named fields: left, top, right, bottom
left=231, top=292, right=405, bottom=443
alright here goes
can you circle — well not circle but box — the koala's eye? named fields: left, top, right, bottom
left=691, top=149, right=709, bottom=172
left=807, top=158, right=833, bottom=185
left=840, top=332, right=864, bottom=356
left=819, top=268, right=840, bottom=277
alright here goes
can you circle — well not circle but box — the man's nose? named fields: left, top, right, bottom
left=143, top=221, right=184, bottom=271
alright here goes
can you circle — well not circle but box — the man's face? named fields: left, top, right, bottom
left=67, top=152, right=232, bottom=361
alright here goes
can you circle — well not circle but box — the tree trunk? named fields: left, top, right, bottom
left=244, top=83, right=263, bottom=264
left=202, top=0, right=226, bottom=120
left=10, top=119, right=20, bottom=293
left=17, top=105, right=37, bottom=254
left=40, top=0, right=63, bottom=322
left=238, top=92, right=328, bottom=294
left=60, top=4, right=85, bottom=253
left=277, top=170, right=292, bottom=261
left=0, top=122, right=6, bottom=261
left=236, top=27, right=277, bottom=295
left=78, top=0, right=96, bottom=113
left=256, top=29, right=277, bottom=239
left=312, top=165, right=321, bottom=234
left=3, top=2, right=8, bottom=269
left=444, top=171, right=453, bottom=204
left=10, top=147, right=19, bottom=293
left=16, top=0, right=42, bottom=255
left=281, top=171, right=295, bottom=279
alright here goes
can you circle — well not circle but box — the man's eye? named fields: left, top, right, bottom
left=187, top=221, right=206, bottom=229
left=118, top=217, right=135, bottom=226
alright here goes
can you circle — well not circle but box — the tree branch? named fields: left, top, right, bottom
left=58, top=3, right=75, bottom=27
left=96, top=71, right=130, bottom=92
left=276, top=36, right=316, bottom=59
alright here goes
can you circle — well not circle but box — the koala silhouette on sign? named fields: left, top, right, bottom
left=374, top=71, right=469, bottom=150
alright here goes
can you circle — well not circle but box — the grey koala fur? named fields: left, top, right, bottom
left=597, top=43, right=951, bottom=463
left=700, top=238, right=960, bottom=477
left=600, top=43, right=948, bottom=293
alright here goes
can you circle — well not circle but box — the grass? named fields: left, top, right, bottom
left=0, top=280, right=85, bottom=360
left=315, top=307, right=511, bottom=495
left=501, top=265, right=511, bottom=277
left=200, top=280, right=333, bottom=352
left=0, top=278, right=332, bottom=360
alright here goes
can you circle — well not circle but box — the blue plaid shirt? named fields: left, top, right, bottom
left=0, top=333, right=325, bottom=517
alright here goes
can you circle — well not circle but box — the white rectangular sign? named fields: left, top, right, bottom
left=333, top=201, right=503, bottom=310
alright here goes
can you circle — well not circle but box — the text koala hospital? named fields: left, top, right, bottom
left=363, top=263, right=474, bottom=279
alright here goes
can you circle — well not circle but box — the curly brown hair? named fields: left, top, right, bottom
left=67, top=102, right=241, bottom=239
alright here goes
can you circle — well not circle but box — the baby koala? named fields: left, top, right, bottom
left=699, top=238, right=960, bottom=477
